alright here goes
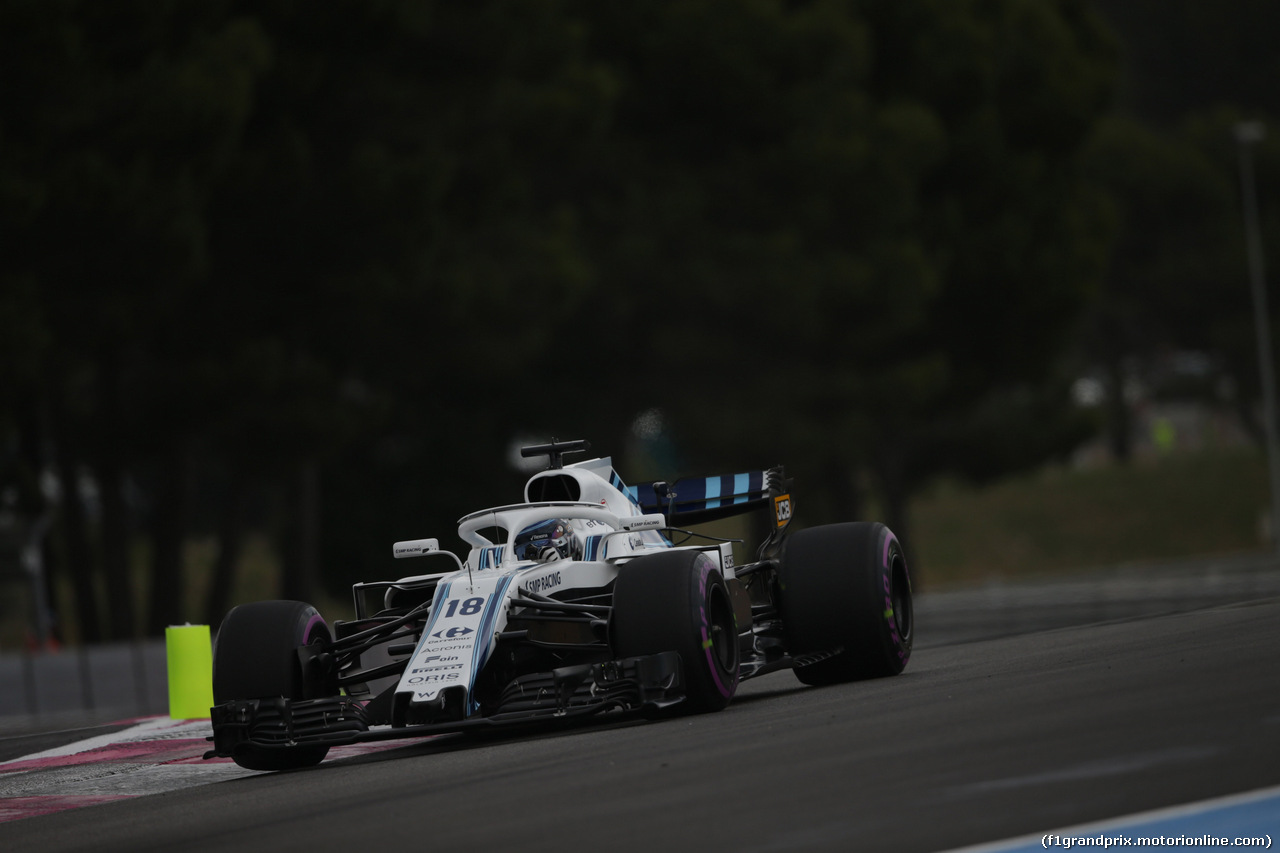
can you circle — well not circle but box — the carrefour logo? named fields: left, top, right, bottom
left=431, top=626, right=474, bottom=640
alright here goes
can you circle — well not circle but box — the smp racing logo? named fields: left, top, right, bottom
left=523, top=570, right=562, bottom=595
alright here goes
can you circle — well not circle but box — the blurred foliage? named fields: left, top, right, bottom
left=0, top=0, right=1273, bottom=641
left=912, top=447, right=1269, bottom=583
left=1085, top=0, right=1280, bottom=458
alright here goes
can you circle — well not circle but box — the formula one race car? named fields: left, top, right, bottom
left=205, top=439, right=913, bottom=770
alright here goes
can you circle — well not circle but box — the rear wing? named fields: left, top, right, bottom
left=624, top=467, right=793, bottom=530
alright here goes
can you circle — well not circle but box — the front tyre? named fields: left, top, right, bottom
left=611, top=550, right=740, bottom=713
left=212, top=600, right=334, bottom=771
left=779, top=522, right=913, bottom=685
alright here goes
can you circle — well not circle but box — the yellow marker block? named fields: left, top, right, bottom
left=166, top=624, right=214, bottom=719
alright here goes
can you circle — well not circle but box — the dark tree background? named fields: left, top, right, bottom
left=1, top=0, right=1275, bottom=642
left=1085, top=0, right=1280, bottom=459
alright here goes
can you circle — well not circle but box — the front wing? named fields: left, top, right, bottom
left=204, top=652, right=682, bottom=760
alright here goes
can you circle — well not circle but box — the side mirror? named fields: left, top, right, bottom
left=619, top=514, right=666, bottom=532
left=393, top=538, right=440, bottom=558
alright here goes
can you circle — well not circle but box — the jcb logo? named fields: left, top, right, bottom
left=774, top=495, right=793, bottom=528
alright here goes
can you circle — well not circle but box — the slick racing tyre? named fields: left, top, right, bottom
left=212, top=600, right=334, bottom=771
left=778, top=522, right=912, bottom=685
left=611, top=549, right=739, bottom=713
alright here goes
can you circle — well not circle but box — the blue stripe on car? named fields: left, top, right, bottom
left=705, top=476, right=721, bottom=509
left=467, top=575, right=514, bottom=715
left=405, top=580, right=452, bottom=665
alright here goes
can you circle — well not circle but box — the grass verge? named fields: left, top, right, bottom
left=909, top=447, right=1269, bottom=587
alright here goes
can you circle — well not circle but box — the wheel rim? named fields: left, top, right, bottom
left=707, top=583, right=739, bottom=674
left=890, top=554, right=912, bottom=642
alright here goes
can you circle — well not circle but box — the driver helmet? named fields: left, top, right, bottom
left=513, top=518, right=582, bottom=563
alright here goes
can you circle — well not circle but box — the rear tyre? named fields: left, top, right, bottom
left=611, top=550, right=739, bottom=713
left=212, top=600, right=334, bottom=770
left=778, top=522, right=912, bottom=685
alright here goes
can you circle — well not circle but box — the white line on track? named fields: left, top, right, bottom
left=0, top=715, right=412, bottom=822
left=0, top=716, right=212, bottom=765
left=940, top=784, right=1280, bottom=852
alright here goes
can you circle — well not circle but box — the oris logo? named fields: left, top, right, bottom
left=407, top=672, right=461, bottom=685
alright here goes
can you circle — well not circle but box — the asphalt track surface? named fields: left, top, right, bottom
left=2, top=590, right=1277, bottom=852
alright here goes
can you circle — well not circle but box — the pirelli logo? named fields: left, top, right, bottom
left=774, top=494, right=793, bottom=529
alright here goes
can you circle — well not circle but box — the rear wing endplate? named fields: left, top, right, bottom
left=625, top=467, right=792, bottom=530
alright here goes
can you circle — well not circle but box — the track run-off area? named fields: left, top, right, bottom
left=1, top=568, right=1277, bottom=852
